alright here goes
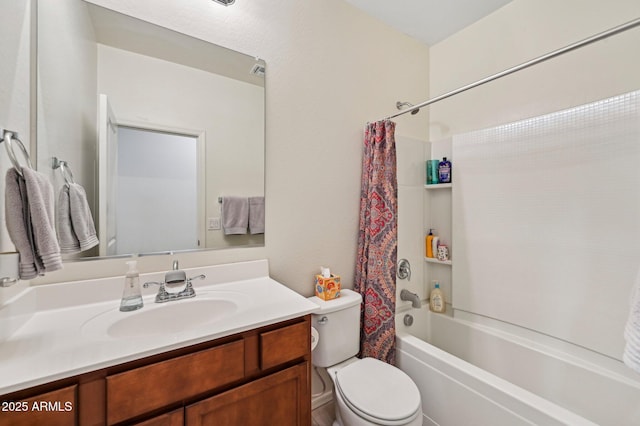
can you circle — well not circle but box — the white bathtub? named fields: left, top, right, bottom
left=395, top=307, right=640, bottom=426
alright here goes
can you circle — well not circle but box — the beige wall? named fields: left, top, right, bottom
left=29, top=0, right=429, bottom=295
left=429, top=0, right=640, bottom=140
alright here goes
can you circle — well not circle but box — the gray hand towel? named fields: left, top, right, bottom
left=22, top=167, right=62, bottom=273
left=248, top=196, right=265, bottom=235
left=57, top=183, right=99, bottom=253
left=57, top=185, right=76, bottom=253
left=222, top=196, right=249, bottom=235
left=5, top=168, right=40, bottom=279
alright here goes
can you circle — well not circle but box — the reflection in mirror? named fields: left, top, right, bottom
left=0, top=0, right=32, bottom=255
left=111, top=126, right=200, bottom=256
left=37, top=0, right=265, bottom=260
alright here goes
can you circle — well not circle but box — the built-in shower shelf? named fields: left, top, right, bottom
left=424, top=183, right=452, bottom=189
left=424, top=257, right=452, bottom=266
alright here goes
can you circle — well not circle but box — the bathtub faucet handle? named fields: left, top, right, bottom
left=398, top=259, right=411, bottom=281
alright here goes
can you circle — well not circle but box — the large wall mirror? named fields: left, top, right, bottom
left=36, top=0, right=265, bottom=260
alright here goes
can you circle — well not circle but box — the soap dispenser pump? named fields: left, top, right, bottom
left=120, top=260, right=143, bottom=312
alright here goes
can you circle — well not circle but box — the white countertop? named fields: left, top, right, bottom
left=0, top=260, right=318, bottom=395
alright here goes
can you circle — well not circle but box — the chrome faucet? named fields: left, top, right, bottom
left=400, top=289, right=421, bottom=308
left=143, top=261, right=206, bottom=303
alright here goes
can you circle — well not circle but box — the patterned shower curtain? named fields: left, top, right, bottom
left=355, top=119, right=398, bottom=365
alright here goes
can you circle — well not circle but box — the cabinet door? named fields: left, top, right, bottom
left=134, top=408, right=183, bottom=426
left=186, top=363, right=309, bottom=426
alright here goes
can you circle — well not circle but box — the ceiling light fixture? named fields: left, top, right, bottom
left=212, top=0, right=235, bottom=6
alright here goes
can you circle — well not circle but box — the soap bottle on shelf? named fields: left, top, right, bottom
left=429, top=281, right=445, bottom=313
left=426, top=159, right=439, bottom=185
left=432, top=235, right=440, bottom=259
left=438, top=157, right=452, bottom=183
left=120, top=260, right=143, bottom=312
left=426, top=229, right=436, bottom=258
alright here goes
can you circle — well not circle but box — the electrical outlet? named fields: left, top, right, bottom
left=208, top=217, right=221, bottom=230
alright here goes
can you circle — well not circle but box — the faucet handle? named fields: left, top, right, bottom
left=187, top=274, right=206, bottom=282
left=143, top=281, right=164, bottom=288
left=397, top=259, right=411, bottom=281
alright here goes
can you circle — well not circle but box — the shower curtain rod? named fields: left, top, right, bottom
left=381, top=16, right=640, bottom=121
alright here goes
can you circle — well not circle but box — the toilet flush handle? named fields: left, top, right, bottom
left=317, top=316, right=328, bottom=325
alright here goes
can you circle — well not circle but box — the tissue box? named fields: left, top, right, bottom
left=315, top=274, right=341, bottom=300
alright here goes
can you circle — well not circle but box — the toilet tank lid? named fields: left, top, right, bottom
left=308, top=289, right=362, bottom=314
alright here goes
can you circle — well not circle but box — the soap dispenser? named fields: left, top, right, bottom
left=120, top=260, right=143, bottom=312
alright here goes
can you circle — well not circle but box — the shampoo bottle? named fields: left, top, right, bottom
left=120, top=260, right=143, bottom=312
left=438, top=157, right=452, bottom=183
left=426, top=229, right=435, bottom=258
left=427, top=159, right=439, bottom=185
left=429, top=281, right=445, bottom=313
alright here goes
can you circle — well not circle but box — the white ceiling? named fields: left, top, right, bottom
left=343, top=0, right=514, bottom=46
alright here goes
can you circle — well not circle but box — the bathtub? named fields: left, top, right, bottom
left=395, top=307, right=640, bottom=426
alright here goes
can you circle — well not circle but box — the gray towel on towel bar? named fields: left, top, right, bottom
left=22, top=167, right=62, bottom=273
left=57, top=183, right=99, bottom=253
left=5, top=167, right=62, bottom=278
left=5, top=168, right=40, bottom=279
left=248, top=196, right=265, bottom=234
left=222, top=196, right=249, bottom=235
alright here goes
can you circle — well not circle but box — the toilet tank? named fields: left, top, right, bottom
left=308, top=289, right=362, bottom=368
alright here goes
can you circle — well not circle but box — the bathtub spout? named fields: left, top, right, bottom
left=400, top=289, right=421, bottom=308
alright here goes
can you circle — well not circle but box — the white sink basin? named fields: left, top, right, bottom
left=82, top=291, right=248, bottom=339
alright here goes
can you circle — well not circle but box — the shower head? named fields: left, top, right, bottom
left=396, top=101, right=420, bottom=115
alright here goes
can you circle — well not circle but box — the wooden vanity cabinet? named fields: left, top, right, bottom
left=0, top=315, right=311, bottom=426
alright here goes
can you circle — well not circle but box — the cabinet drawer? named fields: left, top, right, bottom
left=0, top=385, right=77, bottom=426
left=260, top=321, right=309, bottom=370
left=107, top=339, right=244, bottom=425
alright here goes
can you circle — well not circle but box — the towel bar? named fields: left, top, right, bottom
left=52, top=157, right=76, bottom=185
left=1, top=128, right=33, bottom=177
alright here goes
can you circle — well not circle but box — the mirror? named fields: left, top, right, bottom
left=36, top=0, right=265, bottom=260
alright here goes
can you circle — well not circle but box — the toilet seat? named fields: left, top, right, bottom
left=334, top=357, right=421, bottom=425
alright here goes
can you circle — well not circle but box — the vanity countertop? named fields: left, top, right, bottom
left=0, top=260, right=318, bottom=395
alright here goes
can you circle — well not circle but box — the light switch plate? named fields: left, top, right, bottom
left=208, top=217, right=221, bottom=230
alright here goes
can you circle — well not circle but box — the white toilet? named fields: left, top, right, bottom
left=309, top=289, right=423, bottom=426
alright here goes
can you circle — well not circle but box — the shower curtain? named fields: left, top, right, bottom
left=355, top=119, right=398, bottom=365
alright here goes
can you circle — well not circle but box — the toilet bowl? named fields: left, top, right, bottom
left=328, top=357, right=422, bottom=426
left=309, top=289, right=423, bottom=426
